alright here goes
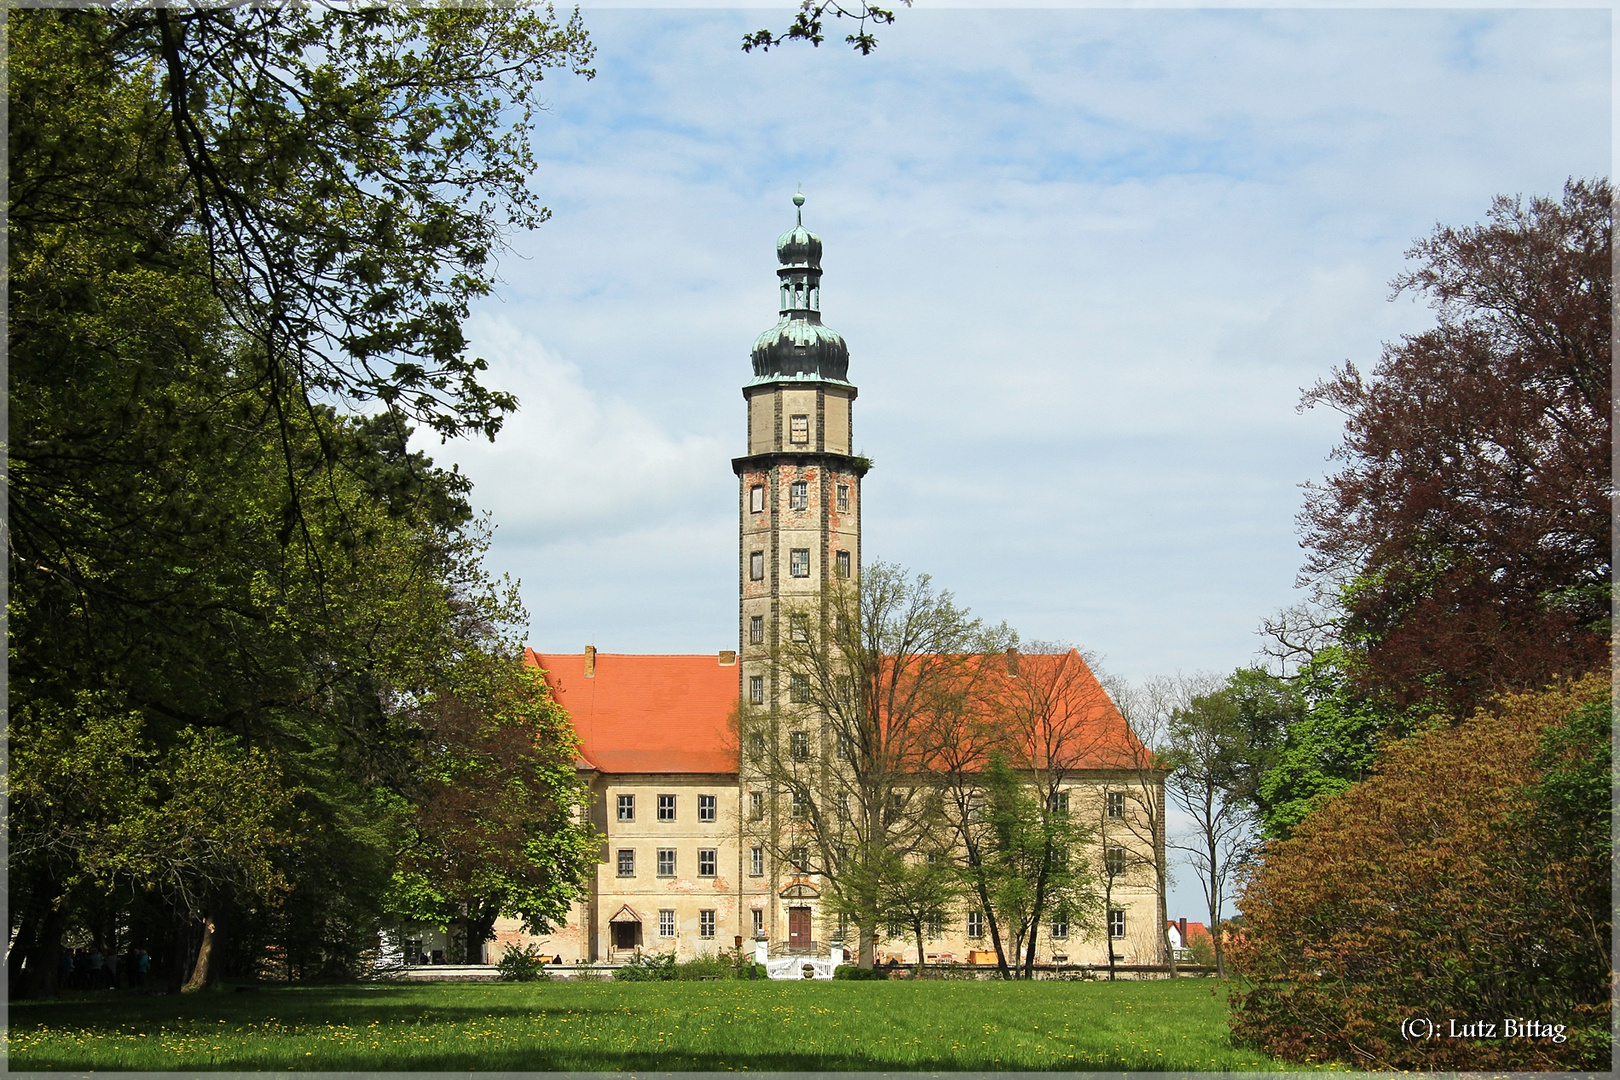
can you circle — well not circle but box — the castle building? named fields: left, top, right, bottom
left=483, top=198, right=1163, bottom=969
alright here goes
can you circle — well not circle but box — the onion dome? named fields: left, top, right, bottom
left=751, top=193, right=850, bottom=383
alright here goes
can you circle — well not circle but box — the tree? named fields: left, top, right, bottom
left=738, top=563, right=1013, bottom=968
left=743, top=0, right=911, bottom=55
left=876, top=852, right=960, bottom=976
left=1164, top=673, right=1257, bottom=978
left=1296, top=179, right=1610, bottom=721
left=387, top=664, right=595, bottom=964
left=1229, top=674, right=1610, bottom=1070
left=1097, top=676, right=1176, bottom=975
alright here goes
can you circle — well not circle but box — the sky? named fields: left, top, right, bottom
left=422, top=5, right=1610, bottom=915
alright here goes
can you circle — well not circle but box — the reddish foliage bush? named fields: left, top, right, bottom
left=1228, top=674, right=1610, bottom=1070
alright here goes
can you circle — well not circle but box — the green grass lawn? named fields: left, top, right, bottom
left=5, top=977, right=1322, bottom=1072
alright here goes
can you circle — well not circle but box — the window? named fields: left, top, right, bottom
left=1050, top=790, right=1070, bottom=815
left=750, top=484, right=764, bottom=513
left=749, top=791, right=765, bottom=820
left=1108, top=909, right=1126, bottom=939
left=699, top=910, right=716, bottom=939
left=885, top=918, right=905, bottom=940
left=790, top=674, right=810, bottom=702
left=1052, top=917, right=1069, bottom=940
left=1107, top=791, right=1125, bottom=819
left=748, top=733, right=766, bottom=763
left=836, top=731, right=853, bottom=762
left=699, top=849, right=717, bottom=877
left=926, top=917, right=943, bottom=939
left=967, top=911, right=985, bottom=939
left=749, top=615, right=764, bottom=644
left=790, top=615, right=809, bottom=642
left=790, top=845, right=809, bottom=871
left=789, top=548, right=810, bottom=577
left=752, top=909, right=765, bottom=936
left=616, top=849, right=635, bottom=877
left=698, top=794, right=717, bottom=822
left=657, top=849, right=676, bottom=876
left=836, top=484, right=849, bottom=512
left=791, top=791, right=810, bottom=820
left=750, top=846, right=765, bottom=876
left=749, top=677, right=765, bottom=705
left=835, top=550, right=850, bottom=578
left=659, top=910, right=676, bottom=938
left=1105, top=846, right=1126, bottom=876
left=749, top=551, right=765, bottom=581
left=658, top=794, right=676, bottom=822
left=789, top=414, right=809, bottom=444
left=789, top=480, right=808, bottom=510
left=789, top=730, right=810, bottom=761
left=617, top=794, right=635, bottom=822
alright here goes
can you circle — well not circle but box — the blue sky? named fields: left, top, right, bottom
left=425, top=5, right=1608, bottom=911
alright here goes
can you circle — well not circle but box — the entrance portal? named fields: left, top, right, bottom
left=788, top=906, right=811, bottom=951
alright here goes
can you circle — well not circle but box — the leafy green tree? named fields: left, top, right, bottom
left=876, top=853, right=961, bottom=976
left=1230, top=674, right=1611, bottom=1070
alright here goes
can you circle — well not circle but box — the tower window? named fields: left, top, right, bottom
left=749, top=615, right=764, bottom=644
left=835, top=550, right=851, bottom=578
left=789, top=730, right=810, bottom=760
left=836, top=484, right=850, bottom=512
left=749, top=791, right=764, bottom=820
left=790, top=549, right=810, bottom=577
left=750, top=551, right=765, bottom=581
left=752, top=908, right=765, bottom=935
left=750, top=485, right=765, bottom=513
left=748, top=732, right=765, bottom=760
left=791, top=791, right=810, bottom=820
left=751, top=846, right=765, bottom=876
left=789, top=414, right=809, bottom=444
left=790, top=674, right=810, bottom=703
left=749, top=676, right=765, bottom=705
left=790, top=615, right=809, bottom=642
left=789, top=480, right=808, bottom=510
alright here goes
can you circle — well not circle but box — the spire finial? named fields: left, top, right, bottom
left=793, top=188, right=805, bottom=224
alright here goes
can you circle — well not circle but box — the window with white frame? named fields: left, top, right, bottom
left=1105, top=846, right=1126, bottom=876
left=749, top=615, right=764, bottom=644
left=749, top=791, right=764, bottom=820
left=789, top=414, right=809, bottom=444
left=790, top=791, right=810, bottom=820
left=657, top=794, right=676, bottom=821
left=659, top=910, right=676, bottom=938
left=790, top=845, right=808, bottom=871
left=1107, top=791, right=1125, bottom=819
left=749, top=677, right=764, bottom=705
left=967, top=911, right=985, bottom=938
left=789, top=548, right=810, bottom=577
left=750, top=551, right=765, bottom=581
left=698, top=794, right=717, bottom=822
left=1109, top=909, right=1126, bottom=938
left=789, top=730, right=810, bottom=760
left=790, top=674, right=810, bottom=702
left=835, top=550, right=850, bottom=578
left=699, top=910, right=716, bottom=939
left=750, top=484, right=764, bottom=513
left=657, top=849, right=676, bottom=876
left=789, top=480, right=808, bottom=510
left=750, top=846, right=765, bottom=876
left=751, top=909, right=764, bottom=936
left=1050, top=790, right=1070, bottom=815
left=926, top=916, right=943, bottom=939
left=698, top=848, right=717, bottom=877
left=748, top=733, right=765, bottom=762
left=616, top=849, right=635, bottom=877
left=617, top=794, right=635, bottom=821
left=836, top=484, right=849, bottom=512
left=1052, top=917, right=1069, bottom=939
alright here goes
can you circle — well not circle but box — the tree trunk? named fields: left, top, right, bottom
left=182, top=903, right=228, bottom=992
left=913, top=923, right=926, bottom=977
left=857, top=921, right=874, bottom=969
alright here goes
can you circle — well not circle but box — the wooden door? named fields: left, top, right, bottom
left=788, top=907, right=811, bottom=949
left=613, top=922, right=638, bottom=950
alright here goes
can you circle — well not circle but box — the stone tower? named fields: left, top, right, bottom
left=733, top=193, right=867, bottom=711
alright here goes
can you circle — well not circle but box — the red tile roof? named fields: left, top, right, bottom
left=526, top=650, right=739, bottom=775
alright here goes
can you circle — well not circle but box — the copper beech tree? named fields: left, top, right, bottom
left=1297, top=179, right=1610, bottom=721
left=1228, top=675, right=1610, bottom=1071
